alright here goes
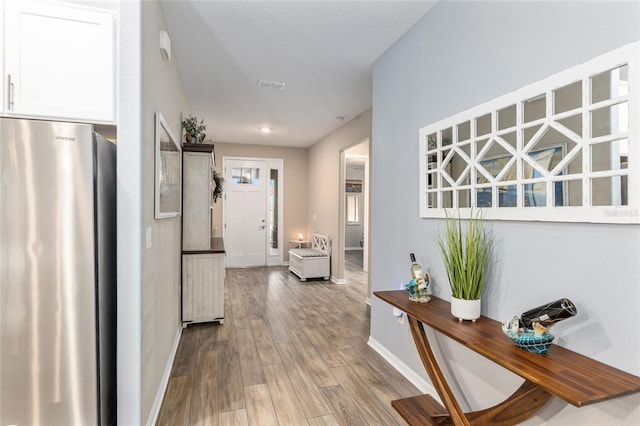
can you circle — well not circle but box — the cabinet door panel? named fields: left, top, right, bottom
left=182, top=254, right=224, bottom=322
left=5, top=1, right=115, bottom=122
left=182, top=152, right=214, bottom=250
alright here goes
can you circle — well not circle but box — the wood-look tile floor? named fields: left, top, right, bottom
left=157, top=251, right=419, bottom=425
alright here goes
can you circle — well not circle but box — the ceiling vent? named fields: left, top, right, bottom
left=257, top=79, right=286, bottom=90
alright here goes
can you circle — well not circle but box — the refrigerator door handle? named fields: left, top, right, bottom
left=7, top=74, right=14, bottom=111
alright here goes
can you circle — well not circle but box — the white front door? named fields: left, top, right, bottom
left=224, top=159, right=267, bottom=267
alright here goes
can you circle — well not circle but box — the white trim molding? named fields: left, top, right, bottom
left=419, top=41, right=640, bottom=223
left=146, top=325, right=183, bottom=426
left=331, top=276, right=346, bottom=285
left=367, top=336, right=439, bottom=400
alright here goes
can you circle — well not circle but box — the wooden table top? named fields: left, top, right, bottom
left=375, top=290, right=640, bottom=407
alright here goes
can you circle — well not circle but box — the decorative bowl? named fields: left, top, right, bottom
left=508, top=332, right=554, bottom=354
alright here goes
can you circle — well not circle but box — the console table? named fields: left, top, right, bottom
left=375, top=290, right=640, bottom=426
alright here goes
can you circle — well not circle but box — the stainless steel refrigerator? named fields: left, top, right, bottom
left=0, top=118, right=116, bottom=425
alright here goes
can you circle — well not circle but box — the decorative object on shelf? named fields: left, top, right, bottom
left=406, top=277, right=431, bottom=303
left=435, top=210, right=493, bottom=321
left=502, top=298, right=577, bottom=354
left=450, top=297, right=480, bottom=322
left=212, top=170, right=224, bottom=202
left=406, top=253, right=430, bottom=302
left=502, top=316, right=555, bottom=354
left=520, top=298, right=577, bottom=329
left=181, top=114, right=207, bottom=144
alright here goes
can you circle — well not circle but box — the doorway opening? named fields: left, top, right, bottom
left=339, top=139, right=370, bottom=302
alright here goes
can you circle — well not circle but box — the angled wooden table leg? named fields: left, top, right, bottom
left=395, top=316, right=552, bottom=426
left=408, top=316, right=471, bottom=425
left=466, top=380, right=551, bottom=425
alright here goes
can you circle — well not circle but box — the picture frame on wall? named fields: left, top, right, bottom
left=155, top=112, right=182, bottom=219
left=346, top=179, right=362, bottom=193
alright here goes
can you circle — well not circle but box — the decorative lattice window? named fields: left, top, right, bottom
left=419, top=42, right=639, bottom=223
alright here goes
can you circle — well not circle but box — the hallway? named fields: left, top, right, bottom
left=157, top=265, right=419, bottom=425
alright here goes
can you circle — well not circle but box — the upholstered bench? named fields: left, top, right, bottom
left=288, top=233, right=330, bottom=281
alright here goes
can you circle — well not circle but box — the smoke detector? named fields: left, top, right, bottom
left=257, top=79, right=286, bottom=90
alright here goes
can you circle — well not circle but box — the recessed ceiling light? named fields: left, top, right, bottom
left=259, top=127, right=272, bottom=134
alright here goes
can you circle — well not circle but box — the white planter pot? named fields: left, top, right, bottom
left=451, top=297, right=481, bottom=322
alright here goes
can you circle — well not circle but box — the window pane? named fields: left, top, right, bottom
left=442, top=191, right=453, bottom=208
left=524, top=95, right=546, bottom=123
left=232, top=167, right=261, bottom=184
left=269, top=169, right=279, bottom=255
left=476, top=187, right=492, bottom=207
left=427, top=132, right=437, bottom=150
left=458, top=188, right=471, bottom=208
left=591, top=65, right=629, bottom=104
left=563, top=179, right=583, bottom=207
left=442, top=127, right=453, bottom=147
left=457, top=121, right=471, bottom=142
left=592, top=176, right=627, bottom=206
left=476, top=114, right=492, bottom=136
left=591, top=139, right=628, bottom=172
left=498, top=105, right=516, bottom=130
left=498, top=185, right=517, bottom=207
left=591, top=102, right=628, bottom=138
left=347, top=195, right=360, bottom=223
left=524, top=182, right=547, bottom=207
left=554, top=81, right=582, bottom=113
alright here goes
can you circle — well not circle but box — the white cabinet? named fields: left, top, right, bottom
left=182, top=143, right=224, bottom=325
left=182, top=145, right=215, bottom=250
left=182, top=252, right=225, bottom=324
left=3, top=1, right=116, bottom=123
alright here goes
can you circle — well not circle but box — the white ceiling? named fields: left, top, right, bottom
left=160, top=1, right=437, bottom=148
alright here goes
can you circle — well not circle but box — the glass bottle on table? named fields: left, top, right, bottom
left=408, top=253, right=430, bottom=302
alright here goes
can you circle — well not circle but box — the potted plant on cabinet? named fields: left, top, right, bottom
left=182, top=114, right=207, bottom=144
left=435, top=210, right=493, bottom=322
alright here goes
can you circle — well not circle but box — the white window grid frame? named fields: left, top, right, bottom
left=419, top=41, right=640, bottom=224
left=346, top=194, right=360, bottom=225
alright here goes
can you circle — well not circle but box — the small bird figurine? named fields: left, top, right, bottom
left=532, top=321, right=547, bottom=337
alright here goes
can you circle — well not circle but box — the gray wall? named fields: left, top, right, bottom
left=118, top=1, right=190, bottom=423
left=371, top=1, right=640, bottom=423
left=308, top=109, right=372, bottom=280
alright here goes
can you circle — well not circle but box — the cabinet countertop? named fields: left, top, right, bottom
left=183, top=237, right=225, bottom=255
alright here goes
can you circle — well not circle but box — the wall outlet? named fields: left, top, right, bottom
left=392, top=307, right=405, bottom=325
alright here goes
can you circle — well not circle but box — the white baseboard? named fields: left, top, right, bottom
left=146, top=325, right=183, bottom=426
left=283, top=261, right=290, bottom=266
left=331, top=276, right=346, bottom=285
left=345, top=247, right=363, bottom=251
left=367, top=336, right=439, bottom=401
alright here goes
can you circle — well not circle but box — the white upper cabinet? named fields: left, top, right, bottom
left=183, top=147, right=215, bottom=251
left=4, top=1, right=116, bottom=123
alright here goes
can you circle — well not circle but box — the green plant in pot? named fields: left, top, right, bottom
left=435, top=210, right=493, bottom=322
left=182, top=114, right=207, bottom=144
